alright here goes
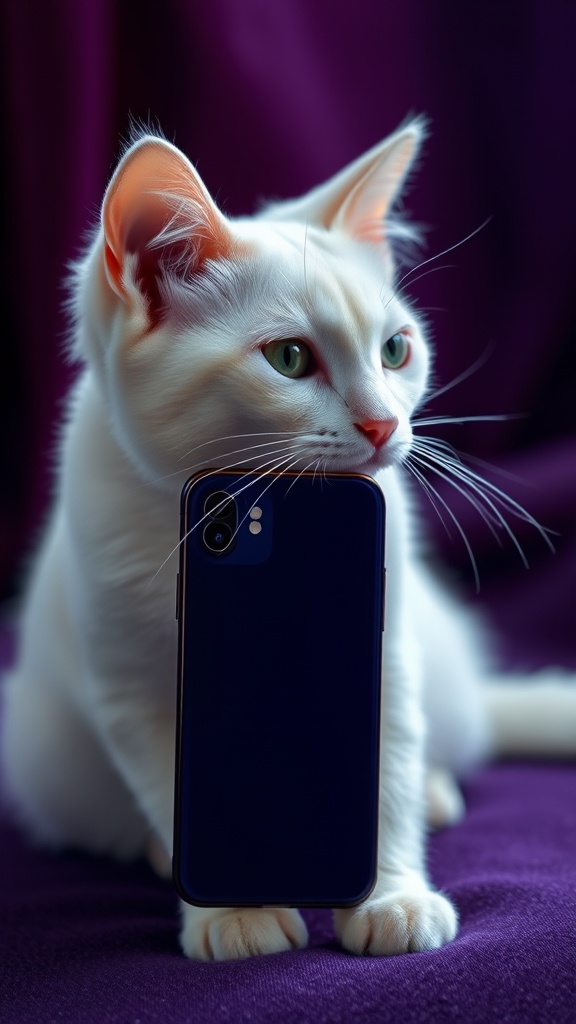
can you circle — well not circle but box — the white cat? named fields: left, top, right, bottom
left=2, top=122, right=575, bottom=961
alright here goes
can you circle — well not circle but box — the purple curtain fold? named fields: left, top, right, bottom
left=1, top=0, right=575, bottom=668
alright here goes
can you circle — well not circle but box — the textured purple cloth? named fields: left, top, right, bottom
left=1, top=1, right=576, bottom=1021
left=1, top=621, right=575, bottom=1023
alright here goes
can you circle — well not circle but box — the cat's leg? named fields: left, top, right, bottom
left=426, top=767, right=465, bottom=828
left=2, top=671, right=149, bottom=859
left=109, top=713, right=309, bottom=959
left=3, top=663, right=306, bottom=959
left=333, top=653, right=458, bottom=956
left=85, top=674, right=308, bottom=960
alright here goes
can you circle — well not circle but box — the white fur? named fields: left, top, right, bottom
left=2, top=125, right=575, bottom=961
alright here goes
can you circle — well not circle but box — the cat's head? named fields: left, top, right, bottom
left=73, top=121, right=430, bottom=491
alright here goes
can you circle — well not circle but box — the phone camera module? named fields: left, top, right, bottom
left=204, top=491, right=236, bottom=521
left=202, top=490, right=238, bottom=555
left=202, top=520, right=234, bottom=555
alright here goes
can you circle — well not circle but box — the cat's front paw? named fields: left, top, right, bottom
left=334, top=887, right=457, bottom=956
left=180, top=906, right=308, bottom=960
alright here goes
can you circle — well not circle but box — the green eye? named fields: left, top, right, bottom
left=382, top=332, right=410, bottom=369
left=263, top=339, right=311, bottom=379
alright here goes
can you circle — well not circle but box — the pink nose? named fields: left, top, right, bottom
left=355, top=418, right=398, bottom=448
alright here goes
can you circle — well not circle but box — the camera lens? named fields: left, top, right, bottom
left=204, top=491, right=236, bottom=521
left=202, top=520, right=234, bottom=555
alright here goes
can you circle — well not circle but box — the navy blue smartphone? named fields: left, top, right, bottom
left=173, top=469, right=385, bottom=908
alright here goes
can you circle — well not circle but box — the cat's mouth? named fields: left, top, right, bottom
left=351, top=448, right=401, bottom=475
left=189, top=425, right=408, bottom=483
left=321, top=441, right=405, bottom=476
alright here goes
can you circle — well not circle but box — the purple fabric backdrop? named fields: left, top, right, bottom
left=1, top=2, right=576, bottom=1022
left=1, top=0, right=576, bottom=670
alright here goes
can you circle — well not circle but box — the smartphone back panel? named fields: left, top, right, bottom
left=174, top=470, right=385, bottom=907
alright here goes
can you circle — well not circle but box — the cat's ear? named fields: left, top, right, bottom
left=102, top=136, right=231, bottom=317
left=331, top=121, right=424, bottom=244
left=276, top=120, right=424, bottom=245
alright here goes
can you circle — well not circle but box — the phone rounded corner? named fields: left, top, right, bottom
left=171, top=859, right=187, bottom=903
left=180, top=468, right=209, bottom=516
left=171, top=867, right=208, bottom=909
left=355, top=473, right=387, bottom=536
left=333, top=869, right=379, bottom=910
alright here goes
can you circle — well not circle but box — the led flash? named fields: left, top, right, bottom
left=249, top=521, right=262, bottom=535
left=250, top=506, right=263, bottom=520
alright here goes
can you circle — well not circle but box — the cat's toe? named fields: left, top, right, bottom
left=334, top=888, right=457, bottom=956
left=180, top=907, right=308, bottom=960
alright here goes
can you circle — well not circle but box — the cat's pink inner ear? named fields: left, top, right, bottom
left=334, top=129, right=421, bottom=245
left=102, top=138, right=231, bottom=315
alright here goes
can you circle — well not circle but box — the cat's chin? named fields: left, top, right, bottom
left=344, top=451, right=399, bottom=476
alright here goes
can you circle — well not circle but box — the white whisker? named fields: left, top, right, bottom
left=228, top=452, right=307, bottom=542
left=284, top=456, right=323, bottom=496
left=414, top=440, right=554, bottom=546
left=405, top=455, right=481, bottom=591
left=153, top=435, right=312, bottom=486
left=185, top=448, right=308, bottom=537
left=147, top=448, right=307, bottom=586
left=177, top=430, right=304, bottom=464
left=190, top=441, right=312, bottom=492
left=395, top=217, right=492, bottom=294
left=410, top=445, right=505, bottom=546
left=413, top=414, right=521, bottom=428
left=410, top=440, right=554, bottom=568
left=413, top=433, right=536, bottom=490
left=383, top=263, right=455, bottom=308
left=424, top=342, right=495, bottom=403
left=404, top=457, right=455, bottom=543
left=405, top=404, right=556, bottom=588
left=452, top=449, right=537, bottom=488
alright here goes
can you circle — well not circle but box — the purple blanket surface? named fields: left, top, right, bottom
left=1, top=630, right=575, bottom=1024
left=2, top=1, right=576, bottom=1020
